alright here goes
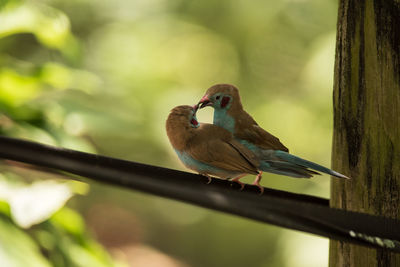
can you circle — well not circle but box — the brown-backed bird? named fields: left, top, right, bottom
left=198, top=84, right=349, bottom=189
left=166, top=105, right=260, bottom=188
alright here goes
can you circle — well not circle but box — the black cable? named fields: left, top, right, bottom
left=0, top=136, right=399, bottom=252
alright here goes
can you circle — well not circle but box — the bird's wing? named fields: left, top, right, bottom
left=232, top=110, right=289, bottom=152
left=236, top=124, right=289, bottom=152
left=227, top=139, right=260, bottom=167
left=187, top=137, right=259, bottom=175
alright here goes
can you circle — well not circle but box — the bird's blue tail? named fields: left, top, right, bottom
left=259, top=150, right=349, bottom=179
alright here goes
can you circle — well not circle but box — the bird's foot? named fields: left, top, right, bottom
left=232, top=175, right=246, bottom=191
left=253, top=172, right=264, bottom=195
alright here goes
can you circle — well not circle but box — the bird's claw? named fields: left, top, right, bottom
left=252, top=181, right=264, bottom=195
left=237, top=181, right=245, bottom=191
left=231, top=176, right=246, bottom=191
left=201, top=174, right=212, bottom=184
left=233, top=180, right=245, bottom=191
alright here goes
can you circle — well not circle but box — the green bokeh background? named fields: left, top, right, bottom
left=0, top=0, right=338, bottom=266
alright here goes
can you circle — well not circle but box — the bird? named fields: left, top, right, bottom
left=197, top=83, right=349, bottom=190
left=166, top=105, right=260, bottom=188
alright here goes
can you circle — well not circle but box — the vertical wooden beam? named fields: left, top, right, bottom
left=330, top=1, right=400, bottom=266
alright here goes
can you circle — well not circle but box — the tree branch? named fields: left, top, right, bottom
left=0, top=136, right=399, bottom=252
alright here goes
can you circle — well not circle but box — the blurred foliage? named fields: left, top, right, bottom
left=0, top=0, right=338, bottom=266
left=0, top=0, right=122, bottom=266
left=0, top=172, right=120, bottom=267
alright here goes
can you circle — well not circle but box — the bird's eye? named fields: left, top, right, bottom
left=216, top=95, right=221, bottom=100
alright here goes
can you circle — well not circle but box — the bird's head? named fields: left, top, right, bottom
left=167, top=105, right=199, bottom=129
left=198, top=84, right=241, bottom=111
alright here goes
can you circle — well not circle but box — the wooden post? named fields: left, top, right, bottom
left=330, top=1, right=400, bottom=266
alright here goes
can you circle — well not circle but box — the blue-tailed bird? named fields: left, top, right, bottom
left=166, top=105, right=260, bottom=188
left=198, top=84, right=349, bottom=191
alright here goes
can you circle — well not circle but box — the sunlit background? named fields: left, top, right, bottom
left=0, top=0, right=338, bottom=266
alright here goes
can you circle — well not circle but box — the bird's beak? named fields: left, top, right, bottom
left=198, top=95, right=212, bottom=109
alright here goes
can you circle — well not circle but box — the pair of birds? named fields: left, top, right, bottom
left=166, top=84, right=348, bottom=194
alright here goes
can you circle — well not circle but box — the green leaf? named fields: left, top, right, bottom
left=0, top=215, right=52, bottom=267
left=0, top=201, right=10, bottom=216
left=0, top=180, right=74, bottom=228
left=0, top=1, right=71, bottom=49
left=40, top=62, right=101, bottom=93
left=51, top=207, right=85, bottom=236
left=0, top=68, right=41, bottom=106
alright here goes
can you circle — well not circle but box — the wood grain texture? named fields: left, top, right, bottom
left=330, top=0, right=400, bottom=266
